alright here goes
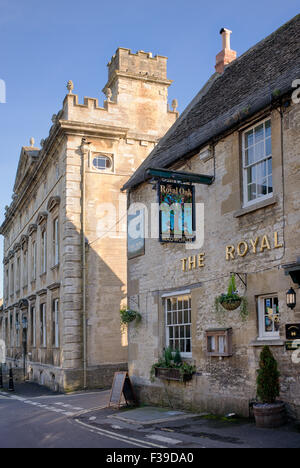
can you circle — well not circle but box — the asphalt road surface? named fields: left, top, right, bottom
left=0, top=389, right=137, bottom=448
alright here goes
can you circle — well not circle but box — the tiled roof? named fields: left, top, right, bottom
left=123, top=14, right=300, bottom=190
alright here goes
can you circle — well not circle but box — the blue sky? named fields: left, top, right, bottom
left=0, top=0, right=299, bottom=295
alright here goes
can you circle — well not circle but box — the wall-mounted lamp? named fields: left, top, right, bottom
left=287, top=287, right=297, bottom=310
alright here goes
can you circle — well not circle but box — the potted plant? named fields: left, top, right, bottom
left=120, top=307, right=141, bottom=325
left=150, top=347, right=196, bottom=383
left=215, top=274, right=248, bottom=319
left=253, top=346, right=286, bottom=428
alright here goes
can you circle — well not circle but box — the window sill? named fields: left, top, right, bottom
left=250, top=339, right=284, bottom=347
left=234, top=196, right=277, bottom=218
left=207, top=353, right=233, bottom=357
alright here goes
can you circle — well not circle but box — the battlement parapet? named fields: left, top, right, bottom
left=107, top=48, right=168, bottom=81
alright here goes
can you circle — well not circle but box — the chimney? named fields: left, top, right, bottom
left=215, top=28, right=237, bottom=74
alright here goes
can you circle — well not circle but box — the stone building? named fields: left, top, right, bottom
left=0, top=48, right=178, bottom=391
left=123, top=16, right=300, bottom=418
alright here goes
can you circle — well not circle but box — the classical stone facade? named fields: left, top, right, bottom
left=124, top=17, right=300, bottom=419
left=0, top=48, right=177, bottom=391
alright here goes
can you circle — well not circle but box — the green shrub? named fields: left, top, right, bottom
left=256, top=346, right=280, bottom=404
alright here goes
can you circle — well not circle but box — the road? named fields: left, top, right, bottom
left=0, top=388, right=140, bottom=448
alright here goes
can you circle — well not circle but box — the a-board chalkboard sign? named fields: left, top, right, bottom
left=109, top=372, right=137, bottom=408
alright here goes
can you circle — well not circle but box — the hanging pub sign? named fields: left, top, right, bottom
left=158, top=181, right=195, bottom=243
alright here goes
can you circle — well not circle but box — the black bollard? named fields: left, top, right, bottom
left=0, top=365, right=3, bottom=390
left=8, top=367, right=14, bottom=392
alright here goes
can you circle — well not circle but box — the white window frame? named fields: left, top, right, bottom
left=53, top=218, right=59, bottom=266
left=165, top=294, right=192, bottom=358
left=258, top=294, right=280, bottom=340
left=242, top=118, right=273, bottom=208
left=9, top=313, right=13, bottom=347
left=40, top=304, right=46, bottom=348
left=15, top=312, right=20, bottom=347
left=23, top=249, right=28, bottom=287
left=53, top=299, right=59, bottom=348
left=92, top=154, right=113, bottom=172
left=31, top=306, right=36, bottom=348
left=41, top=230, right=47, bottom=274
left=32, top=241, right=37, bottom=280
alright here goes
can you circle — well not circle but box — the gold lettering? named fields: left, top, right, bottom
left=188, top=256, right=197, bottom=270
left=226, top=245, right=235, bottom=261
left=237, top=241, right=249, bottom=257
left=260, top=235, right=271, bottom=252
left=274, top=231, right=284, bottom=249
left=250, top=237, right=259, bottom=254
left=198, top=253, right=205, bottom=268
left=181, top=258, right=187, bottom=272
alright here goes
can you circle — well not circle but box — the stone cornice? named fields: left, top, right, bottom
left=36, top=288, right=47, bottom=297
left=28, top=223, right=38, bottom=237
left=47, top=282, right=61, bottom=291
left=59, top=119, right=129, bottom=139
left=36, top=211, right=48, bottom=226
left=28, top=294, right=37, bottom=302
left=13, top=242, right=21, bottom=253
left=47, top=196, right=61, bottom=213
left=103, top=70, right=173, bottom=94
left=20, top=234, right=29, bottom=249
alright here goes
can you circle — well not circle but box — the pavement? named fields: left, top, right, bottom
left=1, top=382, right=300, bottom=448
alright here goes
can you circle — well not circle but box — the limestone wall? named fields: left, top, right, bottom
left=127, top=104, right=300, bottom=418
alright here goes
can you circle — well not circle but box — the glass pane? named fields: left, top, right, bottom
left=255, top=124, right=264, bottom=143
left=245, top=130, right=254, bottom=148
left=267, top=158, right=272, bottom=176
left=219, top=336, right=225, bottom=354
left=186, top=325, right=191, bottom=338
left=175, top=327, right=179, bottom=339
left=180, top=326, right=185, bottom=338
left=184, top=310, right=189, bottom=323
left=169, top=327, right=173, bottom=339
left=180, top=340, right=185, bottom=352
left=178, top=310, right=183, bottom=324
left=265, top=315, right=273, bottom=332
left=167, top=299, right=172, bottom=311
left=169, top=339, right=174, bottom=350
left=167, top=312, right=172, bottom=325
left=246, top=147, right=254, bottom=165
left=248, top=184, right=256, bottom=201
left=183, top=298, right=189, bottom=309
left=186, top=339, right=191, bottom=353
left=257, top=178, right=268, bottom=196
left=265, top=137, right=272, bottom=156
left=247, top=166, right=256, bottom=184
left=207, top=336, right=215, bottom=352
left=265, top=120, right=271, bottom=138
left=255, top=141, right=265, bottom=161
left=174, top=340, right=179, bottom=351
left=268, top=176, right=273, bottom=194
left=173, top=311, right=177, bottom=324
left=178, top=299, right=183, bottom=310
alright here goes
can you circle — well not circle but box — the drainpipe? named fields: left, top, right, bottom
left=80, top=139, right=89, bottom=390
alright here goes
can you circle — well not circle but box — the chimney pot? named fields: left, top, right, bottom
left=215, top=27, right=237, bottom=74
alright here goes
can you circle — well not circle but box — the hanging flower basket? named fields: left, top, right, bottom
left=215, top=275, right=248, bottom=320
left=220, top=298, right=242, bottom=311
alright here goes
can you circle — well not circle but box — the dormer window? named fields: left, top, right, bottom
left=92, top=155, right=113, bottom=171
